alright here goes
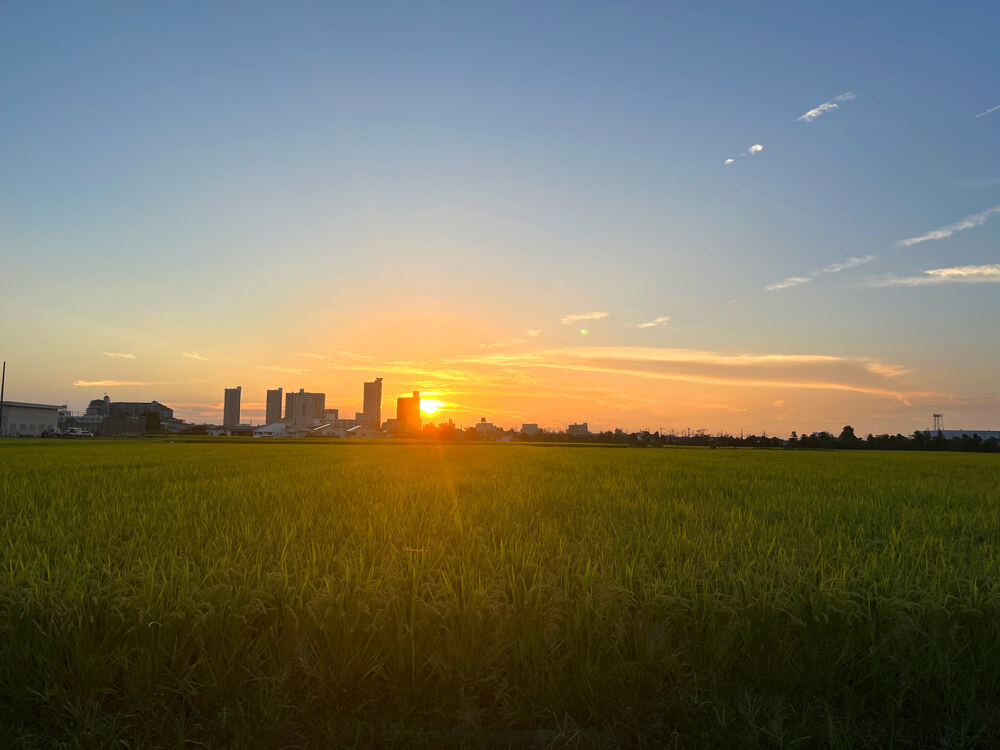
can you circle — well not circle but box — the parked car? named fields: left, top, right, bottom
left=40, top=429, right=62, bottom=438
left=64, top=428, right=94, bottom=438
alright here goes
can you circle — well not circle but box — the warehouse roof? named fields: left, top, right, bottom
left=0, top=401, right=63, bottom=410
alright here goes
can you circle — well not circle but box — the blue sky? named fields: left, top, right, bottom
left=2, top=2, right=998, bottom=434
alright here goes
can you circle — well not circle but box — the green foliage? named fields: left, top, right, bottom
left=1, top=442, right=999, bottom=747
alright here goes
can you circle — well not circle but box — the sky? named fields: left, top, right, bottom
left=2, top=1, right=999, bottom=436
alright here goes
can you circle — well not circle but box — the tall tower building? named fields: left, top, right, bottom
left=363, top=377, right=383, bottom=427
left=223, top=386, right=242, bottom=428
left=285, top=388, right=326, bottom=426
left=396, top=390, right=421, bottom=432
left=266, top=388, right=283, bottom=425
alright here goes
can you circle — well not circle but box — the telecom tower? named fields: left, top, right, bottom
left=933, top=413, right=944, bottom=432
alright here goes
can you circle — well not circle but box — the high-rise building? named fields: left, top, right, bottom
left=363, top=377, right=383, bottom=427
left=223, top=387, right=242, bottom=428
left=396, top=391, right=421, bottom=432
left=266, top=388, right=283, bottom=425
left=285, top=388, right=325, bottom=426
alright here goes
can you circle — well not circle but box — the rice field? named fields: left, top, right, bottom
left=1, top=440, right=999, bottom=748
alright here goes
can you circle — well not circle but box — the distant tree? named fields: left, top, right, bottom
left=931, top=430, right=949, bottom=451
left=837, top=425, right=861, bottom=449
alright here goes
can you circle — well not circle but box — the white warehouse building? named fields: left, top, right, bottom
left=0, top=401, right=61, bottom=437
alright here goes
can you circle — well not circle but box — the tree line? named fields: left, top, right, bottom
left=484, top=424, right=999, bottom=452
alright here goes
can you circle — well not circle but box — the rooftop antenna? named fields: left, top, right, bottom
left=933, top=413, right=944, bottom=432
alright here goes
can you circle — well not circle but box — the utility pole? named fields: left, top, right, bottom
left=0, top=361, right=5, bottom=438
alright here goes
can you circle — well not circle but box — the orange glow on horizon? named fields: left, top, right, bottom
left=420, top=399, right=446, bottom=415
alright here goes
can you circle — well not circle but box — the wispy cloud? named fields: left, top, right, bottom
left=327, top=360, right=541, bottom=391
left=480, top=339, right=527, bottom=348
left=452, top=347, right=847, bottom=369
left=329, top=350, right=373, bottom=360
left=866, top=362, right=911, bottom=377
left=897, top=206, right=1000, bottom=248
left=561, top=311, right=608, bottom=325
left=766, top=276, right=813, bottom=291
left=183, top=352, right=208, bottom=361
left=798, top=102, right=837, bottom=122
left=975, top=103, right=1000, bottom=118
left=262, top=365, right=310, bottom=374
left=525, top=329, right=542, bottom=337
left=323, top=346, right=927, bottom=416
left=797, top=91, right=856, bottom=123
left=871, top=264, right=1000, bottom=287
left=636, top=316, right=671, bottom=329
left=723, top=144, right=763, bottom=164
left=445, top=346, right=927, bottom=403
left=102, top=352, right=135, bottom=359
left=293, top=350, right=372, bottom=362
left=767, top=255, right=876, bottom=291
left=74, top=380, right=158, bottom=387
left=821, top=255, right=875, bottom=274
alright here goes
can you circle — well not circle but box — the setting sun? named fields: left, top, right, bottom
left=420, top=399, right=446, bottom=415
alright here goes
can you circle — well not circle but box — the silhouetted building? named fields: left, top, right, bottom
left=324, top=408, right=339, bottom=421
left=285, top=388, right=325, bottom=426
left=266, top=388, right=283, bottom=425
left=932, top=429, right=1000, bottom=440
left=567, top=422, right=589, bottom=436
left=363, top=377, right=382, bottom=427
left=223, top=387, right=242, bottom=428
left=109, top=400, right=175, bottom=422
left=476, top=417, right=497, bottom=435
left=396, top=391, right=421, bottom=432
left=85, top=395, right=111, bottom=417
left=63, top=394, right=179, bottom=434
left=521, top=423, right=540, bottom=435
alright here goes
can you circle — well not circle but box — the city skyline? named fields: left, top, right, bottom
left=34, top=372, right=998, bottom=439
left=2, top=3, right=999, bottom=436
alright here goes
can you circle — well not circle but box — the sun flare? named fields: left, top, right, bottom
left=420, top=399, right=446, bottom=415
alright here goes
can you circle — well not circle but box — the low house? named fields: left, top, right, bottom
left=254, top=422, right=290, bottom=438
left=344, top=425, right=382, bottom=439
left=310, top=423, right=343, bottom=437
left=0, top=401, right=61, bottom=437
